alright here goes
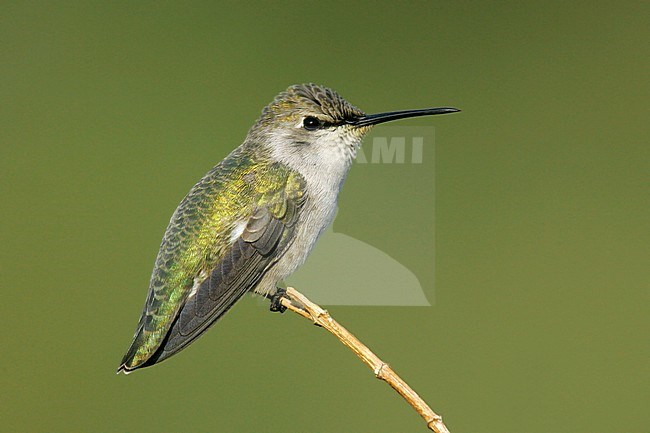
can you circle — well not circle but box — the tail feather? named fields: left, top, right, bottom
left=116, top=325, right=149, bottom=374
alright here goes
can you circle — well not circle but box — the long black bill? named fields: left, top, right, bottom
left=348, top=107, right=460, bottom=127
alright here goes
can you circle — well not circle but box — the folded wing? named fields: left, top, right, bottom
left=118, top=197, right=301, bottom=372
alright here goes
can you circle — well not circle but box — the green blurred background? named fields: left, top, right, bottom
left=1, top=2, right=647, bottom=432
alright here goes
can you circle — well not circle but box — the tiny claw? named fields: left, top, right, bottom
left=268, top=287, right=288, bottom=313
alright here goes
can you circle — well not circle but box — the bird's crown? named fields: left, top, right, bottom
left=259, top=83, right=365, bottom=126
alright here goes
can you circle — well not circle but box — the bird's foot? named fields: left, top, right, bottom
left=267, top=287, right=288, bottom=313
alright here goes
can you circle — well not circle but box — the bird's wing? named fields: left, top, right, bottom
left=118, top=162, right=305, bottom=373
left=149, top=201, right=300, bottom=367
left=119, top=200, right=301, bottom=372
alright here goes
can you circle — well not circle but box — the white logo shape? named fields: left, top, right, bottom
left=286, top=222, right=431, bottom=306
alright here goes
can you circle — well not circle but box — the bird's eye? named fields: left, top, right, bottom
left=302, top=116, right=321, bottom=131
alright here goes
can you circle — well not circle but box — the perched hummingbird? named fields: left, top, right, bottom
left=118, top=84, right=458, bottom=373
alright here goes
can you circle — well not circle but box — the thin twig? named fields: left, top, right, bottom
left=280, top=286, right=451, bottom=433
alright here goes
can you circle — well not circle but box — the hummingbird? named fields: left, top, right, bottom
left=118, top=84, right=459, bottom=373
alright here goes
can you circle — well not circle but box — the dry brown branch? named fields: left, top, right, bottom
left=280, top=286, right=451, bottom=433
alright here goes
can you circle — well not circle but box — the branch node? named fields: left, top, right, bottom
left=373, top=362, right=389, bottom=378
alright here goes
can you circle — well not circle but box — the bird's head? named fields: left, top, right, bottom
left=248, top=83, right=459, bottom=179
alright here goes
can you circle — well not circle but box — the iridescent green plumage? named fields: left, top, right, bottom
left=119, top=144, right=305, bottom=371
